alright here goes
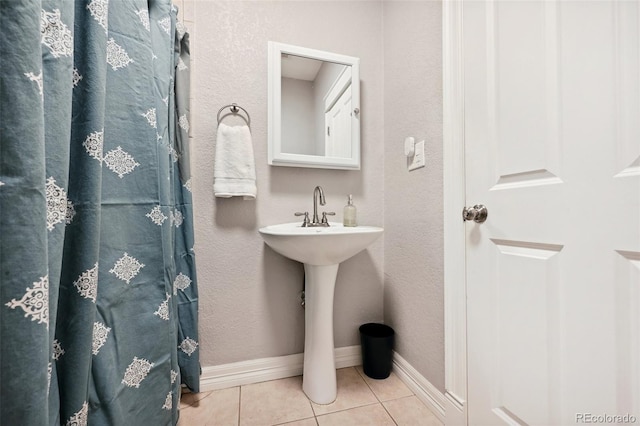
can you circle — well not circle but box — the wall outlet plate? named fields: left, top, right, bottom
left=408, top=140, right=425, bottom=171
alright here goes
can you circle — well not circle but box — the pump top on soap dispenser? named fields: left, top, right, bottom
left=343, top=194, right=357, bottom=227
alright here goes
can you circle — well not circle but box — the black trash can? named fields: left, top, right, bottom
left=359, top=323, right=394, bottom=379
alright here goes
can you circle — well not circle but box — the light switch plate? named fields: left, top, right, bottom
left=408, top=140, right=425, bottom=171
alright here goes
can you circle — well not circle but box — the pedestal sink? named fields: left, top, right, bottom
left=258, top=222, right=383, bottom=404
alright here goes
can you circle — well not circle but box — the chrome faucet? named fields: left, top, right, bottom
left=294, top=186, right=335, bottom=227
left=312, top=186, right=326, bottom=225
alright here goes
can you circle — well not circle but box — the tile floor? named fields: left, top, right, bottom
left=178, top=366, right=443, bottom=426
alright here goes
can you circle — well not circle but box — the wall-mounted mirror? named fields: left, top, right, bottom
left=268, top=42, right=361, bottom=170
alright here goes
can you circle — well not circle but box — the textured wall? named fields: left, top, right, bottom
left=281, top=78, right=315, bottom=154
left=179, top=0, right=446, bottom=393
left=189, top=1, right=385, bottom=367
left=382, top=1, right=445, bottom=392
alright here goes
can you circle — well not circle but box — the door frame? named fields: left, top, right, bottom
left=443, top=1, right=468, bottom=424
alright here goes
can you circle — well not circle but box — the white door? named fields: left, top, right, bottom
left=463, top=1, right=640, bottom=425
left=325, top=84, right=352, bottom=158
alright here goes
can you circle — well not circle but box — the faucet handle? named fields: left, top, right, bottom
left=294, top=212, right=310, bottom=227
left=321, top=211, right=336, bottom=225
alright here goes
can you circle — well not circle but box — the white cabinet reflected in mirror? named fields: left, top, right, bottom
left=268, top=42, right=360, bottom=170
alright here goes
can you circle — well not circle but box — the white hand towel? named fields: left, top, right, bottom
left=214, top=123, right=257, bottom=199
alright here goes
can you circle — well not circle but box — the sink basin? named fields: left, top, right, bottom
left=259, top=221, right=383, bottom=404
left=258, top=222, right=383, bottom=266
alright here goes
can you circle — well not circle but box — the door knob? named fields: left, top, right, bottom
left=462, top=204, right=488, bottom=223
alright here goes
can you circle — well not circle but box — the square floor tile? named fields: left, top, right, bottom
left=383, top=395, right=443, bottom=426
left=178, top=387, right=239, bottom=426
left=316, top=404, right=395, bottom=426
left=310, top=367, right=378, bottom=416
left=356, top=366, right=414, bottom=402
left=240, top=376, right=315, bottom=426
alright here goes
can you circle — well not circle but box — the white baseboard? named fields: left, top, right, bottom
left=199, top=345, right=362, bottom=392
left=392, top=351, right=447, bottom=424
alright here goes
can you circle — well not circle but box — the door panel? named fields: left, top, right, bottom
left=325, top=85, right=352, bottom=158
left=493, top=2, right=561, bottom=181
left=613, top=2, right=640, bottom=177
left=614, top=250, right=640, bottom=417
left=464, top=1, right=640, bottom=425
left=491, top=240, right=563, bottom=426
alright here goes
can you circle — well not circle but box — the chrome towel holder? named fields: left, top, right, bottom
left=217, top=103, right=251, bottom=126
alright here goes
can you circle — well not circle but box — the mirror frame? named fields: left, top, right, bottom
left=268, top=41, right=361, bottom=170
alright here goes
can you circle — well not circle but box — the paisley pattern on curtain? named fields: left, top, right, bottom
left=0, top=0, right=199, bottom=424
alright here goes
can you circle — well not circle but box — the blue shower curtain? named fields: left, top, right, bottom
left=0, top=1, right=199, bottom=424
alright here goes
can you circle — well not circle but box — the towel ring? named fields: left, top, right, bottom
left=217, top=103, right=251, bottom=126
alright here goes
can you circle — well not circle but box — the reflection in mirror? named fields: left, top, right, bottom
left=268, top=42, right=360, bottom=170
left=281, top=55, right=350, bottom=157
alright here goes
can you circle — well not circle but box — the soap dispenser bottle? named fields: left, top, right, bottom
left=343, top=194, right=357, bottom=227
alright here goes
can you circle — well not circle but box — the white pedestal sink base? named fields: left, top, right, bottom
left=302, top=263, right=339, bottom=405
left=258, top=222, right=383, bottom=405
